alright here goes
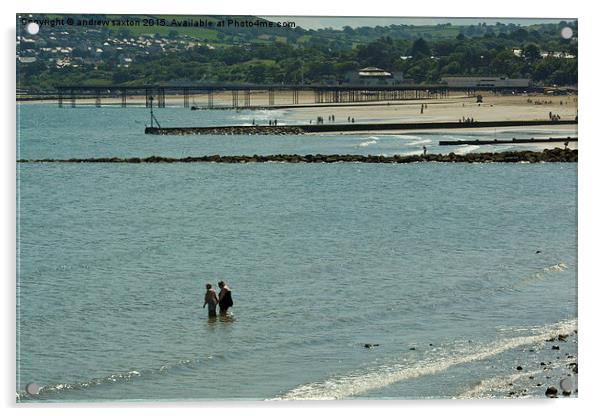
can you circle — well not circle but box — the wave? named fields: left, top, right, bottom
left=406, top=138, right=433, bottom=146
left=16, top=354, right=222, bottom=401
left=387, top=135, right=433, bottom=147
left=454, top=370, right=540, bottom=399
left=453, top=145, right=481, bottom=155
left=509, top=263, right=567, bottom=290
left=389, top=262, right=571, bottom=316
left=274, top=319, right=577, bottom=400
left=358, top=140, right=378, bottom=148
left=357, top=136, right=380, bottom=147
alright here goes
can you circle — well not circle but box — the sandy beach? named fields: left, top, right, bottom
left=21, top=91, right=578, bottom=124
left=20, top=91, right=578, bottom=150
left=284, top=93, right=577, bottom=124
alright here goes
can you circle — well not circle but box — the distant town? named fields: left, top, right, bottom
left=16, top=15, right=577, bottom=93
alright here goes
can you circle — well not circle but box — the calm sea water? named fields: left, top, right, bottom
left=16, top=104, right=577, bottom=401
left=17, top=104, right=577, bottom=160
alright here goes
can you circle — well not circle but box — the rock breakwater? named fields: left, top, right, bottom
left=18, top=148, right=577, bottom=164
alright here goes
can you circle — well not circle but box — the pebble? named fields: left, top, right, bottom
left=545, top=386, right=558, bottom=397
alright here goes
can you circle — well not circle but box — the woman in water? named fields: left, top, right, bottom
left=218, top=280, right=233, bottom=315
left=203, top=283, right=219, bottom=318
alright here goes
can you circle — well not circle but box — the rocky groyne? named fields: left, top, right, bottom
left=145, top=126, right=305, bottom=135
left=144, top=119, right=577, bottom=135
left=18, top=148, right=577, bottom=164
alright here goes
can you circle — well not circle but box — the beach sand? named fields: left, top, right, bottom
left=21, top=92, right=577, bottom=150
left=21, top=91, right=578, bottom=125
left=283, top=93, right=577, bottom=125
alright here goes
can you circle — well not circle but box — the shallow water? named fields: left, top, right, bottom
left=16, top=105, right=577, bottom=401
left=17, top=104, right=576, bottom=160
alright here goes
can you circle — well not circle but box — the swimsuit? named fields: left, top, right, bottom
left=219, top=289, right=233, bottom=312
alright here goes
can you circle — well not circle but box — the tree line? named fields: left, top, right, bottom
left=18, top=21, right=577, bottom=90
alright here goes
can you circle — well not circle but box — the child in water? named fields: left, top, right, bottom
left=203, top=283, right=219, bottom=317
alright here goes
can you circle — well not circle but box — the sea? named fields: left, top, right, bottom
left=16, top=104, right=578, bottom=401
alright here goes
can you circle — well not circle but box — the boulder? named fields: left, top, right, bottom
left=545, top=386, right=558, bottom=397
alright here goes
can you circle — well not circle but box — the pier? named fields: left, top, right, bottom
left=53, top=84, right=544, bottom=109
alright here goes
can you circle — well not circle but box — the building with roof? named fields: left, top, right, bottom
left=343, top=67, right=404, bottom=86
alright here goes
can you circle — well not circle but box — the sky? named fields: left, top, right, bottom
left=260, top=16, right=575, bottom=30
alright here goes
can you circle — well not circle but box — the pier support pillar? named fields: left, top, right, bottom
left=208, top=90, right=214, bottom=109
left=268, top=89, right=275, bottom=106
left=232, top=90, right=239, bottom=108
left=145, top=89, right=153, bottom=108
left=157, top=88, right=165, bottom=108
left=183, top=88, right=190, bottom=108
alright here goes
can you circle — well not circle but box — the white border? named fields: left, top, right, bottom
left=3, top=1, right=599, bottom=415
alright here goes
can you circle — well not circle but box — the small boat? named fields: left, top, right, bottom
left=191, top=105, right=200, bottom=110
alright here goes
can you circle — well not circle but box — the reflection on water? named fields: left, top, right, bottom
left=206, top=313, right=235, bottom=328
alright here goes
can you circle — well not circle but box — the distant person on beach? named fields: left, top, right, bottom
left=423, top=146, right=427, bottom=156
left=218, top=280, right=234, bottom=315
left=203, top=283, right=219, bottom=318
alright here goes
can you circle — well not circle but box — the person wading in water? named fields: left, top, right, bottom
left=218, top=280, right=234, bottom=315
left=203, top=283, right=219, bottom=318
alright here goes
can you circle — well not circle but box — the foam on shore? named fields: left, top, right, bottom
left=275, top=319, right=577, bottom=400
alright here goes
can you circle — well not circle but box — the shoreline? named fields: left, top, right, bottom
left=18, top=93, right=578, bottom=131
left=455, top=329, right=578, bottom=399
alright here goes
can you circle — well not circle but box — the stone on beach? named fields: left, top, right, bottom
left=545, top=386, right=558, bottom=397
